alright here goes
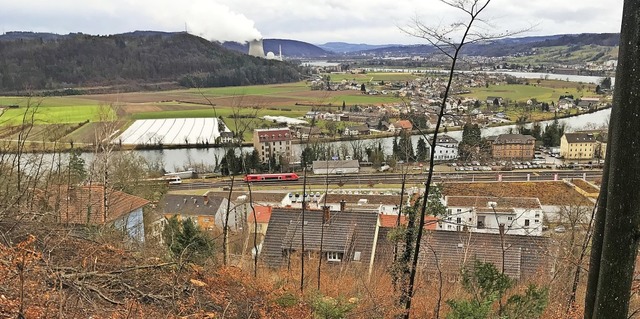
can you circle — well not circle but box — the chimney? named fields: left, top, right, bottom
left=499, top=223, right=505, bottom=236
left=340, top=200, right=346, bottom=212
left=322, top=206, right=330, bottom=224
left=203, top=195, right=209, bottom=205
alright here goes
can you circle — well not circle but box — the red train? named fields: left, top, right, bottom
left=243, top=173, right=300, bottom=182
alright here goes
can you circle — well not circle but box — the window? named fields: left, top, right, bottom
left=534, top=213, right=540, bottom=218
left=327, top=252, right=343, bottom=262
left=524, top=219, right=530, bottom=227
left=535, top=219, right=540, bottom=223
left=507, top=216, right=513, bottom=221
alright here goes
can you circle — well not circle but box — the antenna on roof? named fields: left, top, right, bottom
left=184, top=22, right=188, bottom=34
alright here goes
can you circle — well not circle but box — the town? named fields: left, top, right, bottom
left=1, top=0, right=637, bottom=317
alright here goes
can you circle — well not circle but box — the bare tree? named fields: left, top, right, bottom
left=397, top=1, right=529, bottom=317
left=222, top=176, right=235, bottom=266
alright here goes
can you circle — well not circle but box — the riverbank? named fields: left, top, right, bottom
left=1, top=104, right=611, bottom=154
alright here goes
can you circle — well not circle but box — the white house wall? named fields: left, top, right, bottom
left=441, top=206, right=544, bottom=236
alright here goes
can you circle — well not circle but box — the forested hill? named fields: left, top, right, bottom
left=0, top=32, right=302, bottom=94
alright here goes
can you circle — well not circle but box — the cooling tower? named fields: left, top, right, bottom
left=248, top=39, right=265, bottom=58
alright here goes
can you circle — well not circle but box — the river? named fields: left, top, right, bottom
left=10, top=108, right=610, bottom=173
left=121, top=108, right=611, bottom=171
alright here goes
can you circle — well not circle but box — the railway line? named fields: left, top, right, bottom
left=170, top=169, right=603, bottom=190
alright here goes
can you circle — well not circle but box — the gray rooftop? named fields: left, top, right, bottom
left=261, top=208, right=379, bottom=268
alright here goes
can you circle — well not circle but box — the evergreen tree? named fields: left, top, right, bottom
left=459, top=123, right=482, bottom=160
left=416, top=137, right=428, bottom=162
left=163, top=216, right=215, bottom=263
left=392, top=135, right=401, bottom=159
left=446, top=261, right=548, bottom=319
left=541, top=119, right=565, bottom=147
left=398, top=130, right=415, bottom=162
left=68, top=148, right=86, bottom=184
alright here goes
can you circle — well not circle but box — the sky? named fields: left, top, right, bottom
left=1, top=0, right=625, bottom=45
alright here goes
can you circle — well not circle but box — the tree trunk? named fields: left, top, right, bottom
left=223, top=176, right=235, bottom=266
left=584, top=2, right=640, bottom=318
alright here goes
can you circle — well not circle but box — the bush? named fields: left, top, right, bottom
left=310, top=293, right=357, bottom=319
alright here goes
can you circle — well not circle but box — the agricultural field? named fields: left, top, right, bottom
left=461, top=81, right=595, bottom=104
left=117, top=118, right=228, bottom=145
left=0, top=74, right=602, bottom=150
left=327, top=72, right=421, bottom=82
left=508, top=45, right=618, bottom=65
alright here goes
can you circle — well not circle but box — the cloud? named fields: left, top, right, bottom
left=146, top=0, right=262, bottom=42
left=1, top=0, right=262, bottom=42
left=0, top=0, right=625, bottom=45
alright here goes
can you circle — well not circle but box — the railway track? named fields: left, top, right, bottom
left=170, top=169, right=603, bottom=190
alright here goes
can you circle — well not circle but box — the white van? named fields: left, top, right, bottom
left=167, top=176, right=182, bottom=185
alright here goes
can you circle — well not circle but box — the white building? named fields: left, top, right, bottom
left=312, top=160, right=359, bottom=175
left=441, top=196, right=544, bottom=236
left=428, top=134, right=459, bottom=161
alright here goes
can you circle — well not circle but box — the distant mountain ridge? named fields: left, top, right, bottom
left=352, top=33, right=620, bottom=57
left=317, top=42, right=399, bottom=53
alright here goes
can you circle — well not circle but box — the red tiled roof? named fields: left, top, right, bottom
left=394, top=120, right=413, bottom=129
left=51, top=185, right=149, bottom=225
left=255, top=128, right=291, bottom=142
left=248, top=206, right=272, bottom=223
left=379, top=214, right=438, bottom=230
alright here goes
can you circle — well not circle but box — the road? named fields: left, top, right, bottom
left=170, top=169, right=603, bottom=190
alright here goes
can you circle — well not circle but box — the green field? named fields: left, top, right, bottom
left=0, top=104, right=113, bottom=126
left=508, top=45, right=618, bottom=65
left=186, top=83, right=309, bottom=96
left=462, top=83, right=590, bottom=104
left=0, top=75, right=603, bottom=150
left=327, top=72, right=421, bottom=82
left=130, top=106, right=309, bottom=120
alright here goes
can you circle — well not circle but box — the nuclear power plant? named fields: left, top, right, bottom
left=248, top=39, right=265, bottom=58
left=248, top=39, right=283, bottom=60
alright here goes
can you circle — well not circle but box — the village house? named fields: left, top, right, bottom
left=441, top=196, right=545, bottom=236
left=375, top=228, right=549, bottom=280
left=253, top=127, right=292, bottom=164
left=304, top=111, right=320, bottom=119
left=217, top=131, right=236, bottom=144
left=490, top=134, right=536, bottom=160
left=343, top=125, right=370, bottom=136
left=389, top=120, right=413, bottom=133
left=293, top=126, right=323, bottom=139
left=560, top=132, right=597, bottom=160
left=160, top=192, right=244, bottom=232
left=247, top=205, right=273, bottom=249
left=261, top=207, right=380, bottom=276
left=557, top=98, right=575, bottom=110
left=428, top=134, right=459, bottom=161
left=48, top=185, right=150, bottom=242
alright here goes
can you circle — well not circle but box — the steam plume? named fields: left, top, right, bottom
left=147, top=0, right=262, bottom=42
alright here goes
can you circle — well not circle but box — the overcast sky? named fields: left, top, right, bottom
left=1, top=0, right=625, bottom=45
